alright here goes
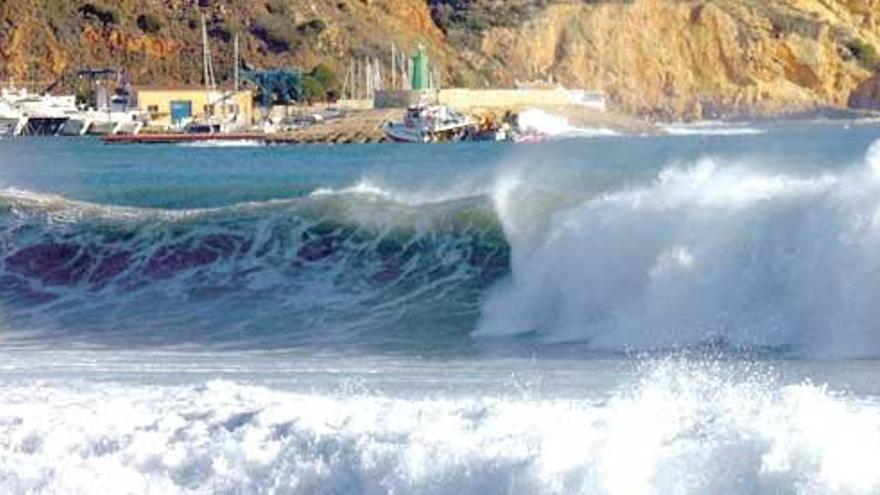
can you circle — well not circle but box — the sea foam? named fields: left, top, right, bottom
left=478, top=140, right=880, bottom=357
left=1, top=360, right=878, bottom=494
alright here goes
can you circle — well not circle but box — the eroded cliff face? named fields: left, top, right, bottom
left=1, top=0, right=879, bottom=120
left=463, top=0, right=880, bottom=119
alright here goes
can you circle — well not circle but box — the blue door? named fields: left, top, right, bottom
left=170, top=100, right=192, bottom=124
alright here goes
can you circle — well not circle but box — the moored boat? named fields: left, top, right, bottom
left=385, top=104, right=475, bottom=143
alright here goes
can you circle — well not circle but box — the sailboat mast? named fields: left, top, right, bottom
left=391, top=43, right=396, bottom=90
left=233, top=34, right=240, bottom=92
left=201, top=14, right=209, bottom=90
left=200, top=14, right=216, bottom=91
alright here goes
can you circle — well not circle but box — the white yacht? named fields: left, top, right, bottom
left=5, top=89, right=77, bottom=136
left=60, top=91, right=144, bottom=136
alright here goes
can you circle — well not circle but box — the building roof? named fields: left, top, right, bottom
left=134, top=85, right=252, bottom=94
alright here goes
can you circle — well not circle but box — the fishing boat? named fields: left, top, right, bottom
left=385, top=104, right=475, bottom=143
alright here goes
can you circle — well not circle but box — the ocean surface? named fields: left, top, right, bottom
left=2, top=122, right=880, bottom=494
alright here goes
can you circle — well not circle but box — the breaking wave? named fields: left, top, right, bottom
left=3, top=140, right=880, bottom=356
left=517, top=109, right=619, bottom=138
left=478, top=139, right=880, bottom=357
left=0, top=187, right=508, bottom=347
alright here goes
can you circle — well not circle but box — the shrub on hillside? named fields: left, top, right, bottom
left=78, top=3, right=119, bottom=26
left=208, top=18, right=242, bottom=42
left=848, top=38, right=880, bottom=72
left=137, top=13, right=163, bottom=34
left=310, top=64, right=338, bottom=90
left=300, top=75, right=325, bottom=104
left=251, top=14, right=299, bottom=53
left=297, top=19, right=327, bottom=36
left=266, top=0, right=291, bottom=16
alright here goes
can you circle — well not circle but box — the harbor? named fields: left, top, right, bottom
left=0, top=18, right=640, bottom=146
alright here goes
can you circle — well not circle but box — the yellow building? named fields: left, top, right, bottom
left=135, top=87, right=254, bottom=129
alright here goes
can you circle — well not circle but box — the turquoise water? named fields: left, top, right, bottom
left=3, top=123, right=880, bottom=493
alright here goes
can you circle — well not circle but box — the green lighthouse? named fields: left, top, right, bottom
left=411, top=44, right=430, bottom=90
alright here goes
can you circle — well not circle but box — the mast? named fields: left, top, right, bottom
left=233, top=33, right=240, bottom=92
left=391, top=43, right=396, bottom=90
left=201, top=14, right=209, bottom=90
left=201, top=14, right=216, bottom=91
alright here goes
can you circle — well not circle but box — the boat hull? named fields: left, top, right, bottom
left=60, top=118, right=90, bottom=136
left=0, top=117, right=24, bottom=136
left=21, top=117, right=68, bottom=136
left=385, top=125, right=428, bottom=143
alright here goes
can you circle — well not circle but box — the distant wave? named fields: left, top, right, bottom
left=661, top=122, right=766, bottom=136
left=178, top=139, right=264, bottom=148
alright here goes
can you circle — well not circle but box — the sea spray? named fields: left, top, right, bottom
left=478, top=140, right=880, bottom=357
left=517, top=109, right=619, bottom=138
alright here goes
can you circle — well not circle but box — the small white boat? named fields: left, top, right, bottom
left=385, top=104, right=474, bottom=143
left=84, top=110, right=144, bottom=135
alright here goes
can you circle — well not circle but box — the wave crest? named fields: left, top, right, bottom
left=0, top=189, right=508, bottom=346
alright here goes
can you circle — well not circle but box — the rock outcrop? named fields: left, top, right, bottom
left=849, top=75, right=880, bottom=111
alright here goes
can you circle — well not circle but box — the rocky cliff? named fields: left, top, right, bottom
left=1, top=0, right=879, bottom=120
left=438, top=0, right=880, bottom=119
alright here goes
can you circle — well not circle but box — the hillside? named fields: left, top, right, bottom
left=1, top=0, right=879, bottom=120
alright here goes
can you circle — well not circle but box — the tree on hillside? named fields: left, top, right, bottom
left=297, top=64, right=340, bottom=104
left=300, top=75, right=325, bottom=104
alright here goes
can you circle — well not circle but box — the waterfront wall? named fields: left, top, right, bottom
left=374, top=88, right=605, bottom=111
left=334, top=99, right=374, bottom=111
left=374, top=90, right=437, bottom=109
left=438, top=88, right=605, bottom=111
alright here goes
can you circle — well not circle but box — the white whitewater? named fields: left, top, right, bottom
left=1, top=358, right=878, bottom=495
left=479, top=140, right=880, bottom=357
left=518, top=109, right=619, bottom=138
left=661, top=121, right=766, bottom=136
left=178, top=140, right=264, bottom=148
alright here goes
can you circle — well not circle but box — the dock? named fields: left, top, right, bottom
left=267, top=109, right=401, bottom=145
